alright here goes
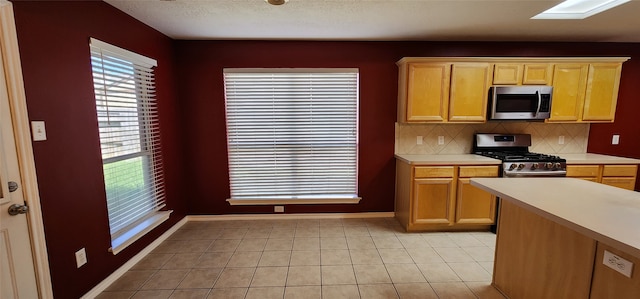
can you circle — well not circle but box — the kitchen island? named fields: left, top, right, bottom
left=471, top=177, right=640, bottom=299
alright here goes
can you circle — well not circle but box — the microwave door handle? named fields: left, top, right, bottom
left=534, top=90, right=542, bottom=117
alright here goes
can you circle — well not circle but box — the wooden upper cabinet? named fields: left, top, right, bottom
left=493, top=63, right=553, bottom=85
left=449, top=63, right=491, bottom=122
left=397, top=57, right=627, bottom=124
left=523, top=64, right=553, bottom=85
left=401, top=62, right=451, bottom=122
left=582, top=63, right=623, bottom=122
left=493, top=64, right=522, bottom=85
left=549, top=62, right=623, bottom=123
left=548, top=64, right=589, bottom=122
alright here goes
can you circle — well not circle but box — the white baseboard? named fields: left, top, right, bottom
left=80, top=217, right=188, bottom=299
left=187, top=211, right=395, bottom=221
left=81, top=211, right=395, bottom=298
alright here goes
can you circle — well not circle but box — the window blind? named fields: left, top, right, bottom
left=224, top=69, right=359, bottom=200
left=90, top=38, right=166, bottom=246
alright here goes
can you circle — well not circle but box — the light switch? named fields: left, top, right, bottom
left=416, top=136, right=423, bottom=145
left=31, top=121, right=47, bottom=141
left=612, top=134, right=620, bottom=145
left=438, top=136, right=445, bottom=145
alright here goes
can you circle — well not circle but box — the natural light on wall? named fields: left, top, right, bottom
left=531, top=0, right=631, bottom=19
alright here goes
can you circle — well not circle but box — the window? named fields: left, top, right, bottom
left=223, top=69, right=359, bottom=204
left=90, top=38, right=169, bottom=254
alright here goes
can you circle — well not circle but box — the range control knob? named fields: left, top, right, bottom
left=554, top=162, right=562, bottom=169
left=531, top=163, right=539, bottom=170
left=509, top=164, right=517, bottom=170
left=517, top=163, right=525, bottom=170
left=545, top=162, right=554, bottom=169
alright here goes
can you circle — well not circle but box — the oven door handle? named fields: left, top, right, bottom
left=504, top=171, right=567, bottom=177
left=534, top=90, right=542, bottom=117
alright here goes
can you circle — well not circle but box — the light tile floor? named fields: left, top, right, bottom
left=97, top=218, right=506, bottom=299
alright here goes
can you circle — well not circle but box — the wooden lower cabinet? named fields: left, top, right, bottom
left=456, top=178, right=496, bottom=224
left=567, top=164, right=637, bottom=190
left=395, top=161, right=498, bottom=231
left=413, top=178, right=455, bottom=225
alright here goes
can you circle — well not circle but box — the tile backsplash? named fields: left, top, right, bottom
left=395, top=122, right=590, bottom=155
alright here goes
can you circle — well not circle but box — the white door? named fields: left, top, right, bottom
left=0, top=33, right=39, bottom=299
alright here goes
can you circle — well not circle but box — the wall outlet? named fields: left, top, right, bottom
left=612, top=134, right=620, bottom=145
left=274, top=206, right=284, bottom=213
left=75, top=248, right=87, bottom=268
left=437, top=136, right=445, bottom=145
left=416, top=136, right=423, bottom=145
left=603, top=250, right=633, bottom=278
left=558, top=135, right=565, bottom=145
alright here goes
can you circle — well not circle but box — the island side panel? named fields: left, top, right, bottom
left=494, top=200, right=596, bottom=299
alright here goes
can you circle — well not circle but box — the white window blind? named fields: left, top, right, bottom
left=224, top=69, right=359, bottom=201
left=90, top=38, right=167, bottom=253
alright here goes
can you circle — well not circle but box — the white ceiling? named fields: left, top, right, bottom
left=104, top=0, right=640, bottom=42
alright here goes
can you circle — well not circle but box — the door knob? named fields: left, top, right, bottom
left=8, top=203, right=28, bottom=216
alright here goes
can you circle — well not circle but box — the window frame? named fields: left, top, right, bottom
left=89, top=38, right=170, bottom=254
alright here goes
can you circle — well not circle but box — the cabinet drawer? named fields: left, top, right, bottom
left=566, top=165, right=600, bottom=177
left=602, top=165, right=637, bottom=177
left=459, top=166, right=499, bottom=178
left=414, top=166, right=454, bottom=178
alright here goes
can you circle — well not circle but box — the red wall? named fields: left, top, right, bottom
left=587, top=54, right=640, bottom=190
left=12, top=1, right=186, bottom=298
left=176, top=41, right=640, bottom=216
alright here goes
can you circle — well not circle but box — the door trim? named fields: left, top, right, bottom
left=0, top=1, right=53, bottom=298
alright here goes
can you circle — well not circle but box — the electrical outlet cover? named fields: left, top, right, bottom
left=612, top=135, right=620, bottom=145
left=603, top=250, right=633, bottom=278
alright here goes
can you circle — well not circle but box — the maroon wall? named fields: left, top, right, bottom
left=175, top=41, right=640, bottom=216
left=174, top=41, right=400, bottom=215
left=12, top=1, right=186, bottom=298
left=587, top=52, right=640, bottom=190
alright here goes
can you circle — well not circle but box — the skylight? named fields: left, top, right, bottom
left=531, top=0, right=631, bottom=19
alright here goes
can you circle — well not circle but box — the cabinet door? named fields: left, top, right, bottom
left=455, top=178, right=496, bottom=224
left=412, top=178, right=455, bottom=225
left=493, top=63, right=522, bottom=85
left=601, top=178, right=636, bottom=190
left=522, top=63, right=553, bottom=85
left=405, top=63, right=451, bottom=122
left=548, top=64, right=588, bottom=122
left=582, top=63, right=623, bottom=122
left=449, top=63, right=491, bottom=122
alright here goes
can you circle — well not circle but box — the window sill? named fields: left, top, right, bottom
left=109, top=210, right=172, bottom=255
left=226, top=197, right=361, bottom=206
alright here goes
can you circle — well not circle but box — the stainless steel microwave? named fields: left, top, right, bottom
left=488, top=86, right=553, bottom=121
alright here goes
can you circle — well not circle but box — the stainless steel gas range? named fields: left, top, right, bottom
left=473, top=133, right=567, bottom=177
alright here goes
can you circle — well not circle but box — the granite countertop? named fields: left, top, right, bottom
left=394, top=154, right=502, bottom=165
left=561, top=153, right=640, bottom=165
left=471, top=177, right=640, bottom=259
